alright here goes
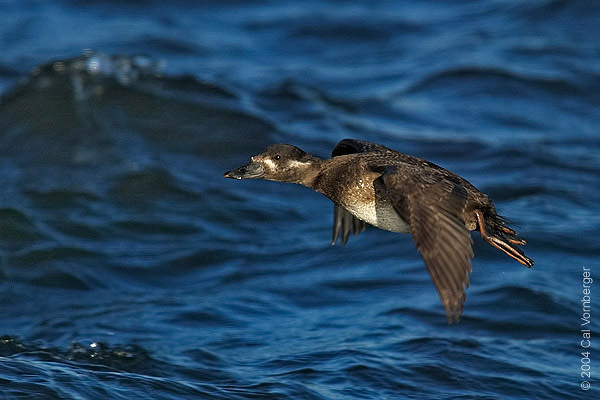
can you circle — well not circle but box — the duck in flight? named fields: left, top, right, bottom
left=224, top=139, right=533, bottom=323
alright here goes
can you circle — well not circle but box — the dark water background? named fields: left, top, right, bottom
left=1, top=1, right=599, bottom=399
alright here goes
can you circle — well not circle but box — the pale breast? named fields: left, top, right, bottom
left=344, top=196, right=409, bottom=233
left=314, top=156, right=411, bottom=234
left=338, top=175, right=410, bottom=234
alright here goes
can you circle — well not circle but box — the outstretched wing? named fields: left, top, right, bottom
left=329, top=139, right=390, bottom=245
left=332, top=205, right=366, bottom=245
left=380, top=166, right=474, bottom=323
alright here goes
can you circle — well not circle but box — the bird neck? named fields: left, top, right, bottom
left=295, top=156, right=324, bottom=188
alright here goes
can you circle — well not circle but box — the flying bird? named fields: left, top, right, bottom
left=224, top=139, right=533, bottom=322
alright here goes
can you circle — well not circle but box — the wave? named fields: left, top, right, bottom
left=0, top=51, right=274, bottom=169
left=405, top=65, right=583, bottom=97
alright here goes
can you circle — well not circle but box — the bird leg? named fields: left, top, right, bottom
left=498, top=225, right=526, bottom=245
left=475, top=210, right=533, bottom=268
left=499, top=225, right=516, bottom=235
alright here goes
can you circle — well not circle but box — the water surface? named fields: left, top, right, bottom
left=1, top=1, right=599, bottom=399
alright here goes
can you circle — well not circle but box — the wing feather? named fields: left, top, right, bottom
left=381, top=169, right=473, bottom=323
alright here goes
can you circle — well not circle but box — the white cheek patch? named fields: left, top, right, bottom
left=287, top=160, right=309, bottom=168
left=263, top=159, right=277, bottom=170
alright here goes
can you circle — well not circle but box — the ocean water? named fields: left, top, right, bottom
left=1, top=1, right=599, bottom=399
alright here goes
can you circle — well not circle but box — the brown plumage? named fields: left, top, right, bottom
left=224, top=139, right=533, bottom=323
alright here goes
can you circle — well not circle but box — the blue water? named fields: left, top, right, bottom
left=1, top=1, right=599, bottom=399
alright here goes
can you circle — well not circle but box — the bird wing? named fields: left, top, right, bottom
left=332, top=205, right=366, bottom=245
left=331, top=138, right=395, bottom=157
left=379, top=165, right=474, bottom=323
left=329, top=139, right=389, bottom=245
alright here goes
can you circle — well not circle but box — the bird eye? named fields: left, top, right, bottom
left=274, top=155, right=281, bottom=160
